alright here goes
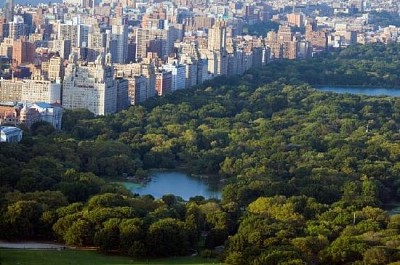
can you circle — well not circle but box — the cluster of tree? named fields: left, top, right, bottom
left=249, top=42, right=400, bottom=88
left=245, top=21, right=280, bottom=37
left=369, top=11, right=400, bottom=27
left=2, top=43, right=400, bottom=263
left=0, top=182, right=233, bottom=258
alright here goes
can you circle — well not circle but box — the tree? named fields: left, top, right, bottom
left=146, top=218, right=189, bottom=257
left=363, top=247, right=390, bottom=265
left=3, top=200, right=42, bottom=239
left=94, top=218, right=121, bottom=252
left=321, top=236, right=367, bottom=264
left=64, top=219, right=94, bottom=246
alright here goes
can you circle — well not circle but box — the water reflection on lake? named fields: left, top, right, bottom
left=119, top=171, right=221, bottom=201
left=384, top=203, right=400, bottom=216
left=317, top=86, right=400, bottom=97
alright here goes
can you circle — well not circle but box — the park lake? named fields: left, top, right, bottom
left=117, top=88, right=400, bottom=204
left=118, top=171, right=221, bottom=200
left=316, top=86, right=400, bottom=97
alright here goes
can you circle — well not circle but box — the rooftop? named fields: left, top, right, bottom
left=0, top=126, right=22, bottom=134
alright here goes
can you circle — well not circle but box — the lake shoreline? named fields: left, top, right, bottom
left=315, top=86, right=400, bottom=97
left=314, top=84, right=400, bottom=89
left=116, top=170, right=222, bottom=201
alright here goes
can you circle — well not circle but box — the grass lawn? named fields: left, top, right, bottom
left=0, top=249, right=222, bottom=265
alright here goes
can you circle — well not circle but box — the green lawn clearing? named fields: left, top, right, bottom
left=0, top=249, right=221, bottom=265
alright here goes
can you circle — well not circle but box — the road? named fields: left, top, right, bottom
left=0, top=241, right=65, bottom=249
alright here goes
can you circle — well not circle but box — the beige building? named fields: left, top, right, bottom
left=48, top=56, right=64, bottom=82
left=21, top=77, right=62, bottom=104
left=287, top=13, right=305, bottom=28
left=0, top=78, right=23, bottom=102
left=62, top=53, right=119, bottom=115
left=207, top=19, right=227, bottom=52
left=114, top=61, right=157, bottom=105
left=0, top=37, right=14, bottom=58
left=135, top=28, right=171, bottom=60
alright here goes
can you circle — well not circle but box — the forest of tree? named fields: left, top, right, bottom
left=2, top=43, right=400, bottom=264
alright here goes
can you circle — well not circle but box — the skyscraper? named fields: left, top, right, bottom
left=111, top=18, right=128, bottom=64
left=207, top=20, right=226, bottom=52
left=3, top=0, right=14, bottom=23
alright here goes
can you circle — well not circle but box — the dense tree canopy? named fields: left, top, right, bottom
left=2, top=43, right=400, bottom=263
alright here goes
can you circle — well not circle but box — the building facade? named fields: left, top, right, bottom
left=62, top=53, right=120, bottom=115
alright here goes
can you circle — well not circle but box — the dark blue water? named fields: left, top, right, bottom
left=385, top=203, right=400, bottom=216
left=317, top=86, right=400, bottom=97
left=119, top=171, right=221, bottom=201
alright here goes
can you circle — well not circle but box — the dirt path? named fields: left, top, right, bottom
left=0, top=241, right=66, bottom=249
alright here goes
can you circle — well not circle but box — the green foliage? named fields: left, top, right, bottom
left=146, top=218, right=190, bottom=257
left=30, top=121, right=56, bottom=136
left=3, top=42, right=400, bottom=263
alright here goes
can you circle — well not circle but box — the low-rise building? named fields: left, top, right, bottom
left=0, top=126, right=23, bottom=142
left=31, top=102, right=63, bottom=130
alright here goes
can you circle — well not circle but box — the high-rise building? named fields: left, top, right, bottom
left=162, top=59, right=186, bottom=91
left=128, top=75, right=147, bottom=105
left=155, top=70, right=172, bottom=96
left=305, top=21, right=328, bottom=52
left=266, top=25, right=300, bottom=60
left=277, top=24, right=293, bottom=43
left=77, top=24, right=91, bottom=48
left=48, top=55, right=64, bottom=82
left=287, top=13, right=305, bottom=28
left=113, top=61, right=157, bottom=104
left=21, top=74, right=62, bottom=104
left=50, top=39, right=72, bottom=59
left=0, top=78, right=23, bottom=102
left=110, top=18, right=128, bottom=64
left=58, top=23, right=78, bottom=48
left=135, top=28, right=171, bottom=61
left=32, top=7, right=46, bottom=29
left=207, top=19, right=226, bottom=52
left=245, top=5, right=258, bottom=25
left=0, top=18, right=8, bottom=40
left=115, top=77, right=129, bottom=111
left=9, top=16, right=25, bottom=40
left=12, top=37, right=35, bottom=65
left=0, top=37, right=14, bottom=58
left=62, top=53, right=119, bottom=115
left=3, top=0, right=14, bottom=23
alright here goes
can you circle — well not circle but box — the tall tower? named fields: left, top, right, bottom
left=4, top=0, right=14, bottom=23
left=111, top=18, right=128, bottom=63
left=9, top=16, right=25, bottom=40
left=207, top=19, right=226, bottom=52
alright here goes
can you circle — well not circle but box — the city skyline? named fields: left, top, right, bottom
left=0, top=0, right=399, bottom=116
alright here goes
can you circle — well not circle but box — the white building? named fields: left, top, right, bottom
left=9, top=16, right=25, bottom=40
left=31, top=102, right=63, bottom=130
left=0, top=126, right=23, bottom=142
left=21, top=78, right=62, bottom=104
left=162, top=60, right=186, bottom=91
left=62, top=53, right=118, bottom=115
